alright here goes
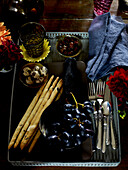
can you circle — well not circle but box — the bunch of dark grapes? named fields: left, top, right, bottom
left=44, top=101, right=94, bottom=151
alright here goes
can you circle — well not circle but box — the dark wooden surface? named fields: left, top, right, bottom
left=40, top=0, right=119, bottom=32
left=0, top=0, right=128, bottom=169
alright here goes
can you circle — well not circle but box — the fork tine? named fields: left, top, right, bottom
left=96, top=81, right=99, bottom=95
left=102, top=81, right=106, bottom=94
left=93, top=82, right=95, bottom=95
left=96, top=79, right=105, bottom=96
left=89, top=80, right=106, bottom=100
left=99, top=80, right=102, bottom=95
left=88, top=82, right=95, bottom=97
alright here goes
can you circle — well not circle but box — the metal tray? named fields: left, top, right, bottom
left=8, top=32, right=121, bottom=167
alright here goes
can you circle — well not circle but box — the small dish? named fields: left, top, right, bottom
left=56, top=35, right=82, bottom=58
left=19, top=63, right=48, bottom=88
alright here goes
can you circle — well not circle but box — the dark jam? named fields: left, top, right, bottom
left=58, top=36, right=80, bottom=56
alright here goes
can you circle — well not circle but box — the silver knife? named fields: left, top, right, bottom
left=104, top=78, right=110, bottom=145
left=104, top=77, right=116, bottom=149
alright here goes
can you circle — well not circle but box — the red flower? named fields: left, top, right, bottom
left=106, top=67, right=128, bottom=100
left=0, top=40, right=23, bottom=70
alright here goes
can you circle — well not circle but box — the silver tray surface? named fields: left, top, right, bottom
left=8, top=32, right=121, bottom=167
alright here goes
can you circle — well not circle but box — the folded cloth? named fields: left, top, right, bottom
left=86, top=12, right=128, bottom=81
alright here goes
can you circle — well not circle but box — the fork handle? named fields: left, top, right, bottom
left=97, top=118, right=102, bottom=150
left=89, top=95, right=103, bottom=100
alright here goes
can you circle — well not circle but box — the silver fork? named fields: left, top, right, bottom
left=89, top=79, right=105, bottom=100
left=96, top=79, right=106, bottom=98
left=88, top=81, right=96, bottom=99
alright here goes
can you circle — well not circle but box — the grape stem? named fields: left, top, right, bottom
left=70, top=92, right=78, bottom=109
left=70, top=92, right=84, bottom=109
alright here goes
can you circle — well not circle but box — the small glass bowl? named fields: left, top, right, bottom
left=19, top=63, right=48, bottom=88
left=56, top=35, right=82, bottom=58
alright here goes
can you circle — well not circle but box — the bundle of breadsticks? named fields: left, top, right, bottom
left=8, top=75, right=63, bottom=152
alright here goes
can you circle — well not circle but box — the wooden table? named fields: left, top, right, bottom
left=0, top=0, right=128, bottom=169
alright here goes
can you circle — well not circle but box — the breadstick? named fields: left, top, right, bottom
left=25, top=127, right=39, bottom=147
left=20, top=77, right=61, bottom=150
left=20, top=79, right=63, bottom=150
left=37, top=76, right=59, bottom=108
left=14, top=75, right=55, bottom=148
left=8, top=82, right=46, bottom=149
left=28, top=129, right=41, bottom=153
left=55, top=87, right=63, bottom=101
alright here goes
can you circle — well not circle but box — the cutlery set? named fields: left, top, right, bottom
left=88, top=79, right=117, bottom=153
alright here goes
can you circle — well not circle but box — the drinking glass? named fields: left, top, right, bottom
left=93, top=0, right=113, bottom=16
left=19, top=22, right=46, bottom=58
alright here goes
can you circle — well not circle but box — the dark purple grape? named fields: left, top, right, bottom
left=74, top=134, right=82, bottom=146
left=48, top=122, right=61, bottom=134
left=64, top=113, right=73, bottom=120
left=63, top=139, right=70, bottom=147
left=60, top=131, right=71, bottom=147
left=48, top=135, right=58, bottom=140
left=63, top=104, right=76, bottom=112
left=84, top=101, right=92, bottom=106
left=84, top=129, right=94, bottom=137
left=80, top=130, right=85, bottom=137
left=82, top=119, right=92, bottom=125
left=62, top=131, right=70, bottom=138
left=76, top=108, right=81, bottom=114
left=81, top=105, right=94, bottom=115
left=70, top=123, right=77, bottom=129
left=79, top=112, right=86, bottom=121
left=76, top=124, right=85, bottom=137
left=86, top=107, right=94, bottom=114
left=75, top=113, right=80, bottom=119
left=47, top=135, right=61, bottom=146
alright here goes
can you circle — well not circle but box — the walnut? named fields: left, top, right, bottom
left=31, top=70, right=40, bottom=79
left=40, top=66, right=48, bottom=76
left=23, top=67, right=31, bottom=76
left=34, top=65, right=40, bottom=71
left=36, top=77, right=44, bottom=83
left=26, top=76, right=34, bottom=85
